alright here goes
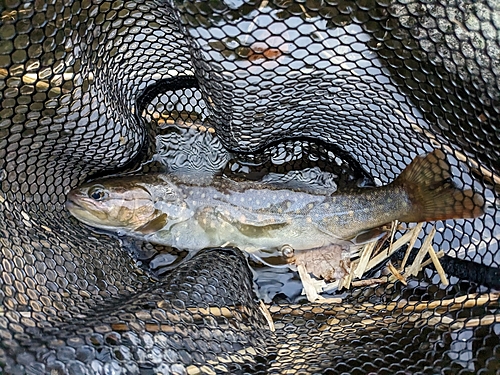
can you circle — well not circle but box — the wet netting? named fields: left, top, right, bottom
left=1, top=0, right=499, bottom=374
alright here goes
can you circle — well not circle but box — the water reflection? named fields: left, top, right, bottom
left=153, top=126, right=231, bottom=175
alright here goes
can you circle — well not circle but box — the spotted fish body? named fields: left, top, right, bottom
left=66, top=150, right=484, bottom=255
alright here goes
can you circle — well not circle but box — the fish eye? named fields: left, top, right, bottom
left=88, top=186, right=108, bottom=201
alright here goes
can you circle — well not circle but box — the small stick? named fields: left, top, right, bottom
left=366, top=225, right=421, bottom=271
left=297, top=264, right=323, bottom=302
left=259, top=301, right=275, bottom=332
left=420, top=250, right=444, bottom=268
left=406, top=226, right=437, bottom=277
left=373, top=233, right=389, bottom=256
left=314, top=297, right=344, bottom=304
left=341, top=260, right=356, bottom=289
left=426, top=245, right=449, bottom=285
left=351, top=277, right=387, bottom=287
left=328, top=276, right=386, bottom=294
left=386, top=220, right=399, bottom=258
left=389, top=250, right=448, bottom=285
left=353, top=241, right=377, bottom=279
left=387, top=261, right=407, bottom=286
left=399, top=222, right=425, bottom=271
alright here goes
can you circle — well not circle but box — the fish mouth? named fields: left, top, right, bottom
left=66, top=199, right=96, bottom=222
left=65, top=192, right=106, bottom=224
left=65, top=190, right=129, bottom=232
left=65, top=192, right=94, bottom=214
left=65, top=197, right=83, bottom=211
left=66, top=190, right=99, bottom=211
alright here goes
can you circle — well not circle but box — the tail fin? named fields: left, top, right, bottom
left=394, top=149, right=484, bottom=223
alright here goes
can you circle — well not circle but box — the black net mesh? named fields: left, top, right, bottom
left=0, top=0, right=499, bottom=374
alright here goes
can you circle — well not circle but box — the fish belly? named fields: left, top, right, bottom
left=145, top=214, right=334, bottom=255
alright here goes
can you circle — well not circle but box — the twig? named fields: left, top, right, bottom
left=420, top=250, right=444, bottom=268
left=259, top=300, right=275, bottom=332
left=298, top=264, right=323, bottom=302
left=427, top=245, right=449, bottom=285
left=351, top=277, right=387, bottom=287
left=406, top=226, right=437, bottom=277
left=340, top=260, right=356, bottom=290
left=366, top=224, right=422, bottom=271
left=386, top=220, right=399, bottom=258
left=387, top=261, right=407, bottom=285
left=353, top=241, right=377, bottom=279
left=399, top=222, right=424, bottom=271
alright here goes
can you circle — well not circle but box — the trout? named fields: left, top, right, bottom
left=66, top=150, right=484, bottom=255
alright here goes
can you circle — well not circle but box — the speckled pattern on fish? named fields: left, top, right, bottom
left=66, top=150, right=484, bottom=263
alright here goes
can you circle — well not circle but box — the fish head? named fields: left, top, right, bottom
left=66, top=177, right=168, bottom=232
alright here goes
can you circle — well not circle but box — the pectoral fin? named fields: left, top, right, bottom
left=136, top=213, right=168, bottom=234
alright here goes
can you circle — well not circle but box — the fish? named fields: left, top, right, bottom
left=66, top=150, right=484, bottom=257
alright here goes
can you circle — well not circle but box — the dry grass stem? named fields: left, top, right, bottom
left=339, top=260, right=356, bottom=290
left=406, top=225, right=437, bottom=277
left=427, top=245, right=449, bottom=285
left=420, top=250, right=444, bottom=268
left=298, top=264, right=324, bottom=302
left=367, top=224, right=422, bottom=271
left=386, top=220, right=399, bottom=257
left=399, top=222, right=425, bottom=271
left=350, top=277, right=387, bottom=287
left=353, top=241, right=376, bottom=279
left=259, top=300, right=275, bottom=332
left=387, top=261, right=407, bottom=285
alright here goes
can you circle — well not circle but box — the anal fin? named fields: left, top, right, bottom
left=352, top=226, right=388, bottom=245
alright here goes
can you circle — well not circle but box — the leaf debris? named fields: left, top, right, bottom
left=291, top=222, right=449, bottom=302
